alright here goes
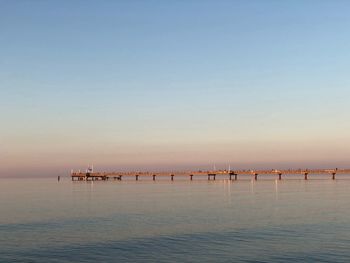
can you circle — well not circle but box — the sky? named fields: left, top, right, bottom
left=1, top=0, right=350, bottom=176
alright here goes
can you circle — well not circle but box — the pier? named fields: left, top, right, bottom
left=71, top=168, right=350, bottom=181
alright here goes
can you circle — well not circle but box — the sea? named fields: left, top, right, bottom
left=1, top=175, right=350, bottom=262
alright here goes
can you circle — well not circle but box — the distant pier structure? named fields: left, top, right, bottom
left=70, top=167, right=349, bottom=181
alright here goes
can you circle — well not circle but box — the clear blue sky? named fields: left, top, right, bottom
left=1, top=1, right=350, bottom=176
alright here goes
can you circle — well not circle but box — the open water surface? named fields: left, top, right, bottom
left=1, top=176, right=350, bottom=262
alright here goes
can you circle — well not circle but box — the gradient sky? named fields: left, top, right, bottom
left=1, top=1, right=350, bottom=176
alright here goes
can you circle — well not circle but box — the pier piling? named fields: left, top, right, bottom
left=208, top=173, right=216, bottom=180
left=190, top=174, right=193, bottom=181
left=153, top=174, right=156, bottom=181
left=171, top=174, right=174, bottom=181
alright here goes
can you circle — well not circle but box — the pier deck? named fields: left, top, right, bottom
left=71, top=169, right=350, bottom=181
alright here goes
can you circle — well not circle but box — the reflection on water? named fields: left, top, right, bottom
left=1, top=177, right=350, bottom=262
left=275, top=179, right=279, bottom=201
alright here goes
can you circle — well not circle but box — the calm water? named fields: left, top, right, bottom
left=1, top=176, right=350, bottom=262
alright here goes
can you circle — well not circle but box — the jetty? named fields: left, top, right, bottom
left=70, top=168, right=350, bottom=181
